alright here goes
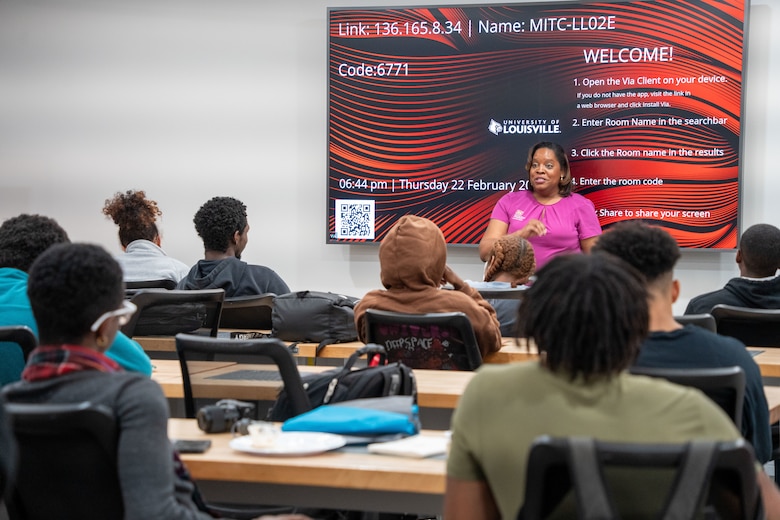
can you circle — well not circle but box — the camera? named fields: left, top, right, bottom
left=196, top=399, right=255, bottom=433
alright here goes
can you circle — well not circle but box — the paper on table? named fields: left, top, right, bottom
left=367, top=434, right=449, bottom=459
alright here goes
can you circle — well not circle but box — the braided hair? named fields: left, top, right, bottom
left=484, top=234, right=536, bottom=285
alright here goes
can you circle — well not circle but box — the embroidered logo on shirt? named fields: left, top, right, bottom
left=512, top=210, right=526, bottom=221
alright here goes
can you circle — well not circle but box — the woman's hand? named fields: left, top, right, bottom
left=517, top=219, right=547, bottom=238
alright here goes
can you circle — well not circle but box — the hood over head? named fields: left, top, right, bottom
left=379, top=215, right=446, bottom=291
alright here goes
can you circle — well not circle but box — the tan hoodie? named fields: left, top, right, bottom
left=354, top=215, right=502, bottom=358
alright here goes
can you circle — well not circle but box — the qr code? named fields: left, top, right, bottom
left=335, top=199, right=375, bottom=239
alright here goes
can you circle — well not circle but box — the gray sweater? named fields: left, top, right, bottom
left=3, top=371, right=214, bottom=520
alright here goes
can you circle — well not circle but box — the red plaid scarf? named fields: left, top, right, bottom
left=22, top=345, right=121, bottom=381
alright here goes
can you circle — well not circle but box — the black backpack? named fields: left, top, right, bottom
left=271, top=291, right=360, bottom=351
left=267, top=344, right=416, bottom=422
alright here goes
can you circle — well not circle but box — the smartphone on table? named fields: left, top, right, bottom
left=172, top=439, right=212, bottom=453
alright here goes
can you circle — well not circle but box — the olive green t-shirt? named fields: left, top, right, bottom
left=447, top=362, right=742, bottom=519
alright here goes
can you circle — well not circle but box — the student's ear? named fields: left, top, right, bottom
left=671, top=279, right=681, bottom=303
left=735, top=249, right=743, bottom=265
left=231, top=229, right=241, bottom=245
left=94, top=320, right=118, bottom=354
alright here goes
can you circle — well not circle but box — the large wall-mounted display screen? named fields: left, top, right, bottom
left=327, top=0, right=746, bottom=247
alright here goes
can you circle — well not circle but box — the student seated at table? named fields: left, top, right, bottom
left=354, top=215, right=502, bottom=358
left=177, top=196, right=290, bottom=297
left=0, top=214, right=151, bottom=386
left=466, top=234, right=535, bottom=336
left=2, top=243, right=309, bottom=520
left=686, top=223, right=780, bottom=314
left=593, top=221, right=771, bottom=463
left=102, top=189, right=190, bottom=283
left=444, top=253, right=780, bottom=519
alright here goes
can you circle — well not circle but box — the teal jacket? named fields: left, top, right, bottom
left=0, top=268, right=152, bottom=385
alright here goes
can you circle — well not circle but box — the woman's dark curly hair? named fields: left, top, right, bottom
left=483, top=234, right=536, bottom=284
left=193, top=197, right=248, bottom=252
left=517, top=253, right=648, bottom=382
left=0, top=214, right=70, bottom=272
left=102, top=190, right=161, bottom=247
left=28, top=243, right=124, bottom=345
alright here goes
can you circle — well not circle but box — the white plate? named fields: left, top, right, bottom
left=229, top=432, right=346, bottom=456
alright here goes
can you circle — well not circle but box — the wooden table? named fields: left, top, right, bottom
left=138, top=334, right=535, bottom=362
left=169, top=418, right=446, bottom=514
left=138, top=335, right=362, bottom=358
left=765, top=385, right=780, bottom=424
left=154, top=359, right=780, bottom=425
left=152, top=359, right=474, bottom=410
left=137, top=332, right=780, bottom=380
left=169, top=391, right=780, bottom=516
left=750, top=348, right=780, bottom=378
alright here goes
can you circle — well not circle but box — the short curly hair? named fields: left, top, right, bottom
left=592, top=221, right=680, bottom=283
left=193, top=197, right=248, bottom=252
left=483, top=234, right=536, bottom=284
left=739, top=223, right=780, bottom=277
left=0, top=214, right=70, bottom=272
left=517, top=253, right=648, bottom=381
left=102, top=190, right=161, bottom=247
left=28, top=243, right=124, bottom=345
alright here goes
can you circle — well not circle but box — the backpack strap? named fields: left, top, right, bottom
left=346, top=344, right=387, bottom=369
left=315, top=338, right=336, bottom=356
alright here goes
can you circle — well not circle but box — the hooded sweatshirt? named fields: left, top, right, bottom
left=354, top=216, right=502, bottom=358
left=685, top=275, right=780, bottom=314
left=176, top=256, right=289, bottom=298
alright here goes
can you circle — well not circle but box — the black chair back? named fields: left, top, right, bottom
left=364, top=309, right=482, bottom=370
left=675, top=313, right=716, bottom=332
left=124, top=279, right=177, bottom=298
left=174, top=334, right=311, bottom=419
left=475, top=286, right=527, bottom=300
left=711, top=304, right=780, bottom=347
left=629, top=365, right=745, bottom=430
left=5, top=401, right=123, bottom=520
left=0, top=396, right=15, bottom=504
left=219, top=293, right=275, bottom=330
left=0, top=326, right=37, bottom=363
left=520, top=436, right=762, bottom=520
left=122, top=288, right=225, bottom=337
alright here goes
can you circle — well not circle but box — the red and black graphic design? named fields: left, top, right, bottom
left=328, top=0, right=745, bottom=248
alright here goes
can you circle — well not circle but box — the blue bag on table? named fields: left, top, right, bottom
left=281, top=395, right=419, bottom=437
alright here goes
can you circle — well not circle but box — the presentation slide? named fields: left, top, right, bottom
left=327, top=0, right=745, bottom=248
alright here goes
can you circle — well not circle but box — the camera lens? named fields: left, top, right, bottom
left=197, top=405, right=226, bottom=433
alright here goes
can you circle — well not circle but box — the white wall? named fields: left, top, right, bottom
left=0, top=0, right=776, bottom=313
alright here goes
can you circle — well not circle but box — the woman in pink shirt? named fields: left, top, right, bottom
left=479, top=141, right=602, bottom=268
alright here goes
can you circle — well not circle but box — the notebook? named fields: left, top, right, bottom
left=367, top=434, right=449, bottom=459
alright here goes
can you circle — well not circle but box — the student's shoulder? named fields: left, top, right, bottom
left=112, top=371, right=168, bottom=408
left=685, top=289, right=728, bottom=313
left=469, top=361, right=537, bottom=388
left=683, top=324, right=747, bottom=350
